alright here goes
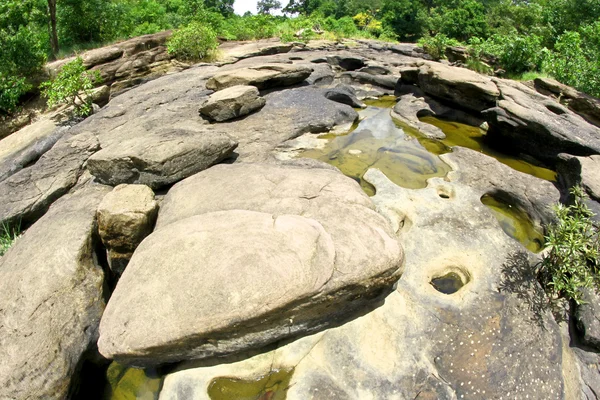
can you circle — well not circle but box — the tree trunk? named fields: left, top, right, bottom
left=48, top=0, right=59, bottom=60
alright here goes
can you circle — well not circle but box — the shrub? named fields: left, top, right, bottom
left=0, top=222, right=20, bottom=257
left=167, top=22, right=219, bottom=62
left=40, top=57, right=102, bottom=117
left=538, top=186, right=600, bottom=304
left=418, top=34, right=460, bottom=60
left=0, top=73, right=31, bottom=115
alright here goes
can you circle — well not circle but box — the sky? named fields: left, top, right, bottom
left=233, top=0, right=260, bottom=15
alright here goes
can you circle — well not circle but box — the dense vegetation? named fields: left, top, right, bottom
left=1, top=0, right=599, bottom=115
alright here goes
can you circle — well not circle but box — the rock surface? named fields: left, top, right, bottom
left=206, top=63, right=313, bottom=91
left=87, top=129, right=237, bottom=189
left=97, top=184, right=158, bottom=277
left=0, top=131, right=100, bottom=227
left=575, top=289, right=600, bottom=351
left=199, top=85, right=265, bottom=122
left=158, top=172, right=566, bottom=400
left=0, top=184, right=110, bottom=399
left=98, top=163, right=403, bottom=365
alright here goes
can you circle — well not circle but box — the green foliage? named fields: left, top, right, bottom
left=167, top=22, right=219, bottom=62
left=429, top=0, right=489, bottom=42
left=0, top=73, right=31, bottom=115
left=0, top=222, right=21, bottom=257
left=469, top=33, right=545, bottom=74
left=538, top=187, right=600, bottom=305
left=40, top=57, right=102, bottom=117
left=418, top=34, right=460, bottom=60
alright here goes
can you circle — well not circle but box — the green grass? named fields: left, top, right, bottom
left=510, top=71, right=554, bottom=81
left=0, top=222, right=21, bottom=256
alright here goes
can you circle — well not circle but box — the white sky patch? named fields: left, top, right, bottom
left=234, top=0, right=259, bottom=15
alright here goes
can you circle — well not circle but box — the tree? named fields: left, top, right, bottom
left=47, top=0, right=58, bottom=59
left=204, top=0, right=234, bottom=16
left=257, top=0, right=282, bottom=14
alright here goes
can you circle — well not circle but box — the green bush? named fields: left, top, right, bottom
left=418, top=34, right=460, bottom=60
left=40, top=57, right=101, bottom=117
left=538, top=186, right=600, bottom=304
left=167, top=22, right=219, bottom=62
left=0, top=73, right=31, bottom=114
left=0, top=222, right=20, bottom=257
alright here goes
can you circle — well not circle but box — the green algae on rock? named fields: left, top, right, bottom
left=300, top=106, right=452, bottom=196
left=418, top=116, right=557, bottom=182
left=104, top=362, right=162, bottom=400
left=208, top=368, right=294, bottom=400
left=481, top=194, right=545, bottom=253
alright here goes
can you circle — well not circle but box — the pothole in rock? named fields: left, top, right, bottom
left=481, top=193, right=545, bottom=253
left=208, top=368, right=294, bottom=400
left=430, top=268, right=471, bottom=295
left=102, top=362, right=162, bottom=399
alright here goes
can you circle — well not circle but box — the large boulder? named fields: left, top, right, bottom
left=0, top=131, right=100, bottom=228
left=417, top=61, right=500, bottom=112
left=0, top=184, right=110, bottom=399
left=87, top=129, right=237, bottom=189
left=206, top=64, right=313, bottom=91
left=98, top=163, right=403, bottom=365
left=199, top=85, right=265, bottom=122
left=97, top=184, right=158, bottom=277
left=483, top=79, right=600, bottom=162
left=158, top=173, right=566, bottom=400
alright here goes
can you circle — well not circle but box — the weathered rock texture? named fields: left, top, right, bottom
left=98, top=163, right=403, bottom=365
left=0, top=184, right=110, bottom=399
left=97, top=184, right=158, bottom=277
left=87, top=129, right=237, bottom=189
left=199, top=85, right=265, bottom=122
left=158, top=172, right=567, bottom=400
left=0, top=132, right=100, bottom=227
left=206, top=64, right=313, bottom=91
left=575, top=289, right=600, bottom=351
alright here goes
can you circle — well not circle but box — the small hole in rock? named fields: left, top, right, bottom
left=430, top=272, right=466, bottom=294
left=439, top=193, right=450, bottom=199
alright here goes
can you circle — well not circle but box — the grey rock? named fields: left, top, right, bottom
left=0, top=131, right=100, bottom=227
left=557, top=154, right=600, bottom=202
left=87, top=129, right=237, bottom=189
left=305, top=63, right=335, bottom=86
left=98, top=163, right=403, bottom=365
left=483, top=79, right=600, bottom=162
left=206, top=64, right=313, bottom=91
left=97, top=184, right=158, bottom=277
left=357, top=64, right=391, bottom=75
left=392, top=93, right=445, bottom=139
left=323, top=85, right=366, bottom=108
left=199, top=85, right=265, bottom=122
left=326, top=55, right=366, bottom=71
left=576, top=289, right=600, bottom=350
left=340, top=71, right=399, bottom=90
left=0, top=184, right=110, bottom=399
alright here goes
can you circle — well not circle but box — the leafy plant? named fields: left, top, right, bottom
left=40, top=57, right=102, bottom=117
left=0, top=72, right=31, bottom=115
left=167, top=21, right=219, bottom=62
left=418, top=34, right=460, bottom=60
left=0, top=222, right=20, bottom=257
left=538, top=186, right=600, bottom=304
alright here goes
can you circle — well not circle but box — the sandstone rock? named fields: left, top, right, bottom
left=575, top=289, right=600, bottom=351
left=392, top=93, right=445, bottom=139
left=340, top=71, right=399, bottom=90
left=483, top=79, right=600, bottom=162
left=97, top=184, right=158, bottom=277
left=322, top=85, right=365, bottom=108
left=358, top=64, right=391, bottom=75
left=0, top=184, right=110, bottom=399
left=305, top=63, right=335, bottom=86
left=442, top=146, right=560, bottom=225
left=557, top=154, right=600, bottom=202
left=200, top=85, right=265, bottom=122
left=326, top=54, right=366, bottom=71
left=417, top=62, right=500, bottom=112
left=0, top=131, right=100, bottom=228
left=87, top=129, right=237, bottom=189
left=219, top=40, right=294, bottom=63
left=534, top=77, right=600, bottom=128
left=82, top=47, right=124, bottom=68
left=206, top=64, right=313, bottom=91
left=98, top=163, right=403, bottom=365
left=159, top=173, right=565, bottom=400
left=0, top=118, right=58, bottom=169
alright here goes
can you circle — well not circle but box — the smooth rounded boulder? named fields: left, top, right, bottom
left=200, top=85, right=265, bottom=122
left=98, top=163, right=403, bottom=366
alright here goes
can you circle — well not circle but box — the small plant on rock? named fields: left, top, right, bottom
left=41, top=57, right=101, bottom=117
left=0, top=222, right=21, bottom=257
left=538, top=186, right=600, bottom=304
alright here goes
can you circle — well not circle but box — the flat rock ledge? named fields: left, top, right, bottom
left=98, top=162, right=403, bottom=366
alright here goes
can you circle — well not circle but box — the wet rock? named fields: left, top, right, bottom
left=200, top=85, right=265, bottom=122
left=575, top=289, right=600, bottom=350
left=97, top=184, right=158, bottom=277
left=159, top=173, right=564, bottom=400
left=417, top=61, right=500, bottom=112
left=483, top=79, right=600, bottom=162
left=98, top=163, right=403, bottom=365
left=0, top=185, right=110, bottom=399
left=442, top=146, right=560, bottom=225
left=0, top=131, right=100, bottom=227
left=87, top=129, right=237, bottom=189
left=206, top=64, right=313, bottom=91
left=392, top=93, right=445, bottom=139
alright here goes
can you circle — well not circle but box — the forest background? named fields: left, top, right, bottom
left=1, top=0, right=599, bottom=114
